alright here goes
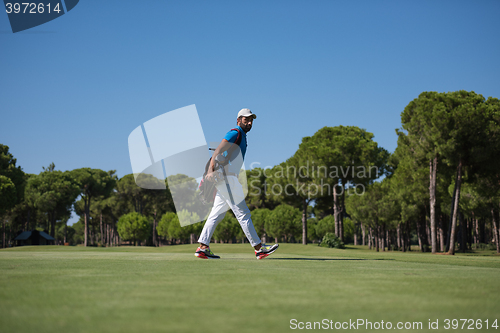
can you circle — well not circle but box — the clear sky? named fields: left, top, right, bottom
left=1, top=1, right=500, bottom=223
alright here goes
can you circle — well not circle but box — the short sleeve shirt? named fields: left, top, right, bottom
left=223, top=126, right=247, bottom=174
left=223, top=126, right=247, bottom=159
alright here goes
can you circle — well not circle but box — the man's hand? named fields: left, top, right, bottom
left=205, top=170, right=216, bottom=182
left=206, top=139, right=233, bottom=182
left=205, top=157, right=217, bottom=182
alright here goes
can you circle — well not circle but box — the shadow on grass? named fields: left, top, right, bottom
left=266, top=258, right=394, bottom=261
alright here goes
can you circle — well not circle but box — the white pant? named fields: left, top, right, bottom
left=198, top=175, right=261, bottom=247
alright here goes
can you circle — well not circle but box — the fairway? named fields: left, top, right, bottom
left=1, top=245, right=499, bottom=333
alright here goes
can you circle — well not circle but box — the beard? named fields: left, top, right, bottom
left=240, top=123, right=252, bottom=133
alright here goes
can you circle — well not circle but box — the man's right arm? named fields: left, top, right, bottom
left=206, top=139, right=233, bottom=181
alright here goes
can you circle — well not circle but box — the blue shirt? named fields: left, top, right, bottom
left=223, top=126, right=247, bottom=159
left=222, top=126, right=247, bottom=174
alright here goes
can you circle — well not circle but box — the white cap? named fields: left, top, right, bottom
left=237, top=108, right=257, bottom=119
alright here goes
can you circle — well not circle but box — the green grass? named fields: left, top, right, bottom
left=1, top=244, right=499, bottom=333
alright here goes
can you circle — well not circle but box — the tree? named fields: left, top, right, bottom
left=24, top=163, right=79, bottom=239
left=9, top=174, right=37, bottom=236
left=115, top=175, right=161, bottom=246
left=173, top=210, right=201, bottom=243
left=157, top=210, right=201, bottom=244
left=402, top=91, right=500, bottom=254
left=117, top=212, right=150, bottom=245
left=0, top=144, right=25, bottom=247
left=116, top=174, right=150, bottom=215
left=213, top=213, right=238, bottom=243
left=347, top=181, right=396, bottom=251
left=0, top=176, right=16, bottom=215
left=157, top=212, right=177, bottom=242
left=306, top=216, right=319, bottom=243
left=315, top=215, right=335, bottom=240
left=401, top=91, right=448, bottom=253
left=71, top=168, right=116, bottom=246
left=301, top=126, right=389, bottom=242
left=345, top=193, right=366, bottom=245
left=246, top=168, right=279, bottom=210
left=265, top=204, right=301, bottom=243
left=388, top=133, right=431, bottom=252
left=251, top=208, right=272, bottom=243
left=265, top=151, right=321, bottom=245
left=56, top=218, right=76, bottom=245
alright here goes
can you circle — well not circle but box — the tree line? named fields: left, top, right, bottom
left=1, top=90, right=499, bottom=253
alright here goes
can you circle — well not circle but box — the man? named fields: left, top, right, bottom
left=195, top=108, right=279, bottom=259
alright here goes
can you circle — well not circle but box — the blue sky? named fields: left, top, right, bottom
left=1, top=1, right=500, bottom=223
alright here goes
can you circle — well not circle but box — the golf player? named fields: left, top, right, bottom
left=195, top=108, right=279, bottom=259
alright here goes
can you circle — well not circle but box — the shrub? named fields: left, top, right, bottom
left=265, top=204, right=301, bottom=242
left=320, top=232, right=345, bottom=249
left=474, top=243, right=497, bottom=251
left=117, top=212, right=150, bottom=245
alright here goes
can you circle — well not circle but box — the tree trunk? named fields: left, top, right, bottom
left=110, top=224, right=113, bottom=246
left=64, top=220, right=67, bottom=244
left=397, top=223, right=401, bottom=250
left=334, top=188, right=339, bottom=237
left=50, top=211, right=56, bottom=239
left=92, top=217, right=97, bottom=246
left=480, top=217, right=485, bottom=244
left=426, top=220, right=431, bottom=248
left=466, top=218, right=471, bottom=249
left=429, top=156, right=438, bottom=253
left=2, top=219, right=5, bottom=248
left=407, top=221, right=411, bottom=251
left=385, top=227, right=389, bottom=251
left=302, top=199, right=307, bottom=245
left=84, top=210, right=88, bottom=247
left=361, top=223, right=366, bottom=246
left=473, top=217, right=478, bottom=248
left=460, top=212, right=466, bottom=253
left=89, top=219, right=93, bottom=245
left=381, top=224, right=385, bottom=251
left=446, top=172, right=459, bottom=252
left=417, top=217, right=423, bottom=252
left=84, top=196, right=91, bottom=247
left=438, top=215, right=445, bottom=252
left=375, top=224, right=380, bottom=252
left=153, top=210, right=158, bottom=247
left=448, top=159, right=463, bottom=255
left=340, top=182, right=345, bottom=242
left=89, top=221, right=93, bottom=245
left=354, top=223, right=358, bottom=246
left=400, top=223, right=406, bottom=252
left=368, top=228, right=372, bottom=250
left=492, top=208, right=500, bottom=254
left=100, top=214, right=104, bottom=246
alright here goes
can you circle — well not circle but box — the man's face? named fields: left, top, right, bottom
left=237, top=116, right=254, bottom=133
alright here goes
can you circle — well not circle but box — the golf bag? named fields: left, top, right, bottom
left=198, top=128, right=242, bottom=206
